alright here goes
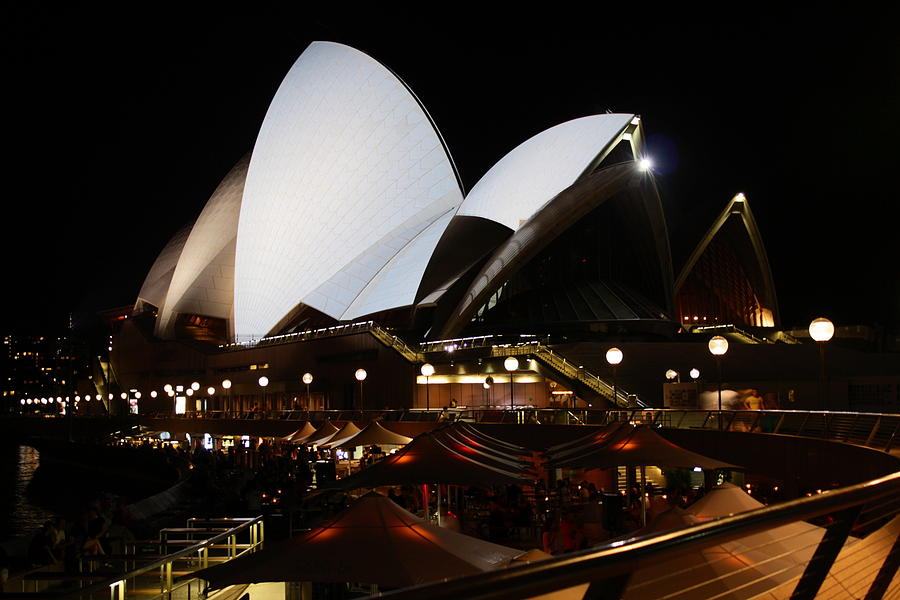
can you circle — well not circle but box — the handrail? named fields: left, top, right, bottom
left=371, top=471, right=900, bottom=600
left=58, top=515, right=264, bottom=599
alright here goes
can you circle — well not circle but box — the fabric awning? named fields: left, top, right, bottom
left=548, top=425, right=741, bottom=471
left=282, top=421, right=317, bottom=443
left=304, top=421, right=340, bottom=446
left=319, top=421, right=361, bottom=449
left=191, top=492, right=520, bottom=589
left=331, top=420, right=412, bottom=449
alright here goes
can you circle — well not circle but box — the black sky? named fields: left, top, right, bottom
left=2, top=6, right=898, bottom=334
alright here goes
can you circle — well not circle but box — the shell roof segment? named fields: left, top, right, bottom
left=234, top=41, right=464, bottom=338
left=456, top=114, right=634, bottom=231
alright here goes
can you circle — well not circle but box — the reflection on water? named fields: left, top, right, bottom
left=0, top=445, right=53, bottom=542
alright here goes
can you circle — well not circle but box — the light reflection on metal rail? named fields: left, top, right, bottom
left=369, top=472, right=900, bottom=600
left=38, top=515, right=265, bottom=600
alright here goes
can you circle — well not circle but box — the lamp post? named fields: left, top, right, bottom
left=484, top=376, right=494, bottom=407
left=355, top=368, right=367, bottom=411
left=708, top=336, right=729, bottom=429
left=420, top=363, right=435, bottom=410
left=302, top=372, right=313, bottom=410
left=207, top=387, right=215, bottom=414
left=504, top=356, right=519, bottom=410
left=809, top=317, right=834, bottom=410
left=665, top=369, right=679, bottom=383
left=222, top=379, right=232, bottom=416
left=690, top=368, right=700, bottom=381
left=258, top=376, right=269, bottom=412
left=606, top=347, right=623, bottom=406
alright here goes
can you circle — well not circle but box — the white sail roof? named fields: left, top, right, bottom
left=457, top=114, right=634, bottom=231
left=234, top=41, right=463, bottom=338
left=134, top=224, right=192, bottom=313
left=155, top=155, right=248, bottom=338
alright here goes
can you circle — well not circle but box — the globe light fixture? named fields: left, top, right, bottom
left=164, top=384, right=173, bottom=393
left=355, top=368, right=367, bottom=411
left=809, top=317, right=834, bottom=409
left=150, top=390, right=157, bottom=398
left=222, top=379, right=232, bottom=389
left=301, top=373, right=313, bottom=410
left=690, top=368, right=700, bottom=380
left=606, top=348, right=623, bottom=405
left=665, top=369, right=678, bottom=382
left=134, top=391, right=141, bottom=399
left=504, top=357, right=519, bottom=409
left=420, top=363, right=435, bottom=410
left=207, top=387, right=215, bottom=396
left=186, top=388, right=194, bottom=397
left=708, top=336, right=729, bottom=427
left=258, top=376, right=269, bottom=387
left=120, top=392, right=127, bottom=400
left=191, top=381, right=200, bottom=391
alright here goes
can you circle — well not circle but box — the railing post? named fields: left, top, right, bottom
left=866, top=416, right=883, bottom=447
left=789, top=505, right=861, bottom=600
left=864, top=528, right=900, bottom=600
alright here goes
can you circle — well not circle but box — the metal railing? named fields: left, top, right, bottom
left=370, top=471, right=900, bottom=600
left=12, top=516, right=266, bottom=600
left=489, top=343, right=641, bottom=407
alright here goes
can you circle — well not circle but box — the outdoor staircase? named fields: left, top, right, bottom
left=368, top=326, right=424, bottom=363
left=489, top=344, right=641, bottom=408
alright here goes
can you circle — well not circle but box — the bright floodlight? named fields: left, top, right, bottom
left=708, top=336, right=729, bottom=356
left=258, top=376, right=269, bottom=387
left=355, top=368, right=367, bottom=382
left=606, top=347, right=623, bottom=366
left=809, top=317, right=835, bottom=342
left=690, top=368, right=701, bottom=380
left=302, top=372, right=313, bottom=385
left=638, top=157, right=653, bottom=171
left=207, top=387, right=215, bottom=396
left=191, top=381, right=200, bottom=391
left=504, top=356, right=519, bottom=372
left=665, top=369, right=678, bottom=381
left=420, top=363, right=435, bottom=377
left=222, top=379, right=232, bottom=389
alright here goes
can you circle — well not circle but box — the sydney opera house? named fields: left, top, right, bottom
left=110, top=41, right=788, bottom=413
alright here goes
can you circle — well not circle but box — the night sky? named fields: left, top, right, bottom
left=3, top=7, right=898, bottom=335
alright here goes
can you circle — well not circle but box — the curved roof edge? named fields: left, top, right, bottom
left=133, top=223, right=193, bottom=314
left=437, top=160, right=674, bottom=338
left=156, top=155, right=249, bottom=339
left=455, top=114, right=636, bottom=232
left=674, top=193, right=780, bottom=327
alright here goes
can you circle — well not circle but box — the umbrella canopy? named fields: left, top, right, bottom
left=331, top=430, right=534, bottom=489
left=453, top=422, right=531, bottom=458
left=331, top=420, right=412, bottom=449
left=687, top=483, right=765, bottom=521
left=544, top=422, right=632, bottom=466
left=304, top=421, right=340, bottom=446
left=550, top=425, right=741, bottom=471
left=191, top=492, right=520, bottom=589
left=282, top=421, right=317, bottom=443
left=320, top=421, right=361, bottom=449
left=508, top=549, right=589, bottom=600
left=435, top=425, right=535, bottom=471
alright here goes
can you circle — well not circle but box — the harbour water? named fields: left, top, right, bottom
left=0, top=444, right=53, bottom=543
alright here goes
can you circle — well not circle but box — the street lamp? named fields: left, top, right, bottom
left=708, top=335, right=729, bottom=428
left=191, top=381, right=200, bottom=392
left=420, top=363, right=435, bottom=410
left=809, top=317, right=834, bottom=410
left=355, top=368, right=367, bottom=411
left=258, top=376, right=269, bottom=411
left=504, top=356, right=519, bottom=409
left=606, top=347, right=623, bottom=405
left=665, top=369, right=679, bottom=382
left=302, top=373, right=313, bottom=410
left=222, top=379, right=232, bottom=416
left=690, top=368, right=700, bottom=381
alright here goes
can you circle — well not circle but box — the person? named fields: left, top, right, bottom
left=560, top=512, right=582, bottom=552
left=28, top=522, right=58, bottom=566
